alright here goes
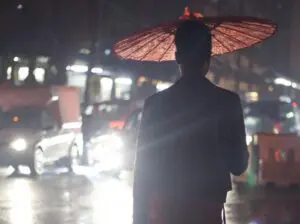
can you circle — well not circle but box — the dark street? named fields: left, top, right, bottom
left=0, top=167, right=298, bottom=224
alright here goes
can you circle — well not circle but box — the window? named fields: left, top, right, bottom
left=115, top=77, right=132, bottom=100
left=100, top=77, right=113, bottom=101
left=41, top=111, right=57, bottom=129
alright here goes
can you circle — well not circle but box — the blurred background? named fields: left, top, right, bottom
left=0, top=1, right=298, bottom=224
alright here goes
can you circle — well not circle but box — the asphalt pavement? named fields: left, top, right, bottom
left=0, top=167, right=299, bottom=224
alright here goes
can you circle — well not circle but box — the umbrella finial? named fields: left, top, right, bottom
left=180, top=7, right=204, bottom=20
left=184, top=7, right=191, bottom=17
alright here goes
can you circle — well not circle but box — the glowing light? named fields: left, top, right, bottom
left=10, top=138, right=27, bottom=151
left=104, top=49, right=111, bottom=55
left=279, top=96, right=292, bottom=103
left=286, top=112, right=294, bottom=119
left=17, top=4, right=23, bottom=10
left=91, top=67, right=104, bottom=74
left=115, top=77, right=133, bottom=85
left=85, top=105, right=93, bottom=115
left=274, top=78, right=292, bottom=87
left=13, top=57, right=20, bottom=62
left=292, top=102, right=298, bottom=108
left=245, top=91, right=259, bottom=102
left=156, top=82, right=172, bottom=92
left=34, top=68, right=45, bottom=82
left=246, top=135, right=252, bottom=146
left=97, top=134, right=124, bottom=149
left=9, top=180, right=34, bottom=224
left=12, top=116, right=19, bottom=123
left=51, top=96, right=59, bottom=101
left=273, top=123, right=282, bottom=134
left=18, top=67, right=45, bottom=82
left=7, top=66, right=12, bottom=79
left=79, top=48, right=91, bottom=55
left=109, top=120, right=125, bottom=129
left=67, top=64, right=88, bottom=73
left=18, top=67, right=29, bottom=80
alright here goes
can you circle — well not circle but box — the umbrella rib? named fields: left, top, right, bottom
left=140, top=33, right=174, bottom=61
left=222, top=24, right=269, bottom=40
left=240, top=21, right=275, bottom=32
left=122, top=32, right=169, bottom=59
left=158, top=36, right=174, bottom=62
left=213, top=28, right=248, bottom=47
left=234, top=22, right=274, bottom=34
left=117, top=29, right=165, bottom=52
left=221, top=25, right=262, bottom=41
left=213, top=35, right=232, bottom=53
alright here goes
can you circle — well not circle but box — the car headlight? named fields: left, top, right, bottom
left=110, top=135, right=124, bottom=149
left=10, top=138, right=27, bottom=151
left=96, top=134, right=124, bottom=150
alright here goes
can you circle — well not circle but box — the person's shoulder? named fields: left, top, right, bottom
left=146, top=88, right=171, bottom=103
left=214, top=85, right=240, bottom=103
left=144, top=91, right=163, bottom=108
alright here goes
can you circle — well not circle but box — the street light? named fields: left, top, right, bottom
left=67, top=65, right=89, bottom=73
left=91, top=67, right=104, bottom=74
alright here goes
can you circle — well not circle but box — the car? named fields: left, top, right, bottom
left=0, top=107, right=83, bottom=176
left=87, top=108, right=142, bottom=174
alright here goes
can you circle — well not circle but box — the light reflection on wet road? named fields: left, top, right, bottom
left=0, top=168, right=132, bottom=224
left=0, top=167, right=299, bottom=224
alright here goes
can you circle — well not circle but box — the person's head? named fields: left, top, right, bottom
left=175, top=20, right=212, bottom=77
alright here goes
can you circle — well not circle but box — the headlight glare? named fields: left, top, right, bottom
left=97, top=134, right=124, bottom=150
left=10, top=138, right=27, bottom=151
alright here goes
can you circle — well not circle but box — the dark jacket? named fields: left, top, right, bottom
left=133, top=76, right=248, bottom=224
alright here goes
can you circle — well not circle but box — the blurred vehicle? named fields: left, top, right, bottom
left=235, top=99, right=300, bottom=185
left=0, top=84, right=83, bottom=176
left=82, top=99, right=133, bottom=133
left=234, top=133, right=300, bottom=187
left=244, top=99, right=300, bottom=142
left=87, top=108, right=142, bottom=174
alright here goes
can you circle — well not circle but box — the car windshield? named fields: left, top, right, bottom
left=0, top=107, right=43, bottom=129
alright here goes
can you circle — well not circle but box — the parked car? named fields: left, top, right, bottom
left=0, top=85, right=83, bottom=176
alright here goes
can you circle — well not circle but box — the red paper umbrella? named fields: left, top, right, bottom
left=114, top=7, right=277, bottom=62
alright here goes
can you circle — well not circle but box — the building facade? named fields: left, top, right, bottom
left=189, top=0, right=300, bottom=102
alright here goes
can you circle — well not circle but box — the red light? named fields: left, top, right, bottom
left=292, top=102, right=298, bottom=108
left=274, top=123, right=282, bottom=134
left=109, top=120, right=125, bottom=129
left=275, top=149, right=281, bottom=162
left=273, top=123, right=282, bottom=134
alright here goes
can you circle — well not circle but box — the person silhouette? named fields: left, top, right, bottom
left=133, top=20, right=249, bottom=224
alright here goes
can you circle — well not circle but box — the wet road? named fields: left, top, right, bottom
left=226, top=185, right=300, bottom=224
left=0, top=167, right=132, bottom=224
left=0, top=167, right=300, bottom=224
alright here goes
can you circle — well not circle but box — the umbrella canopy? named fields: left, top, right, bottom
left=114, top=7, right=277, bottom=62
